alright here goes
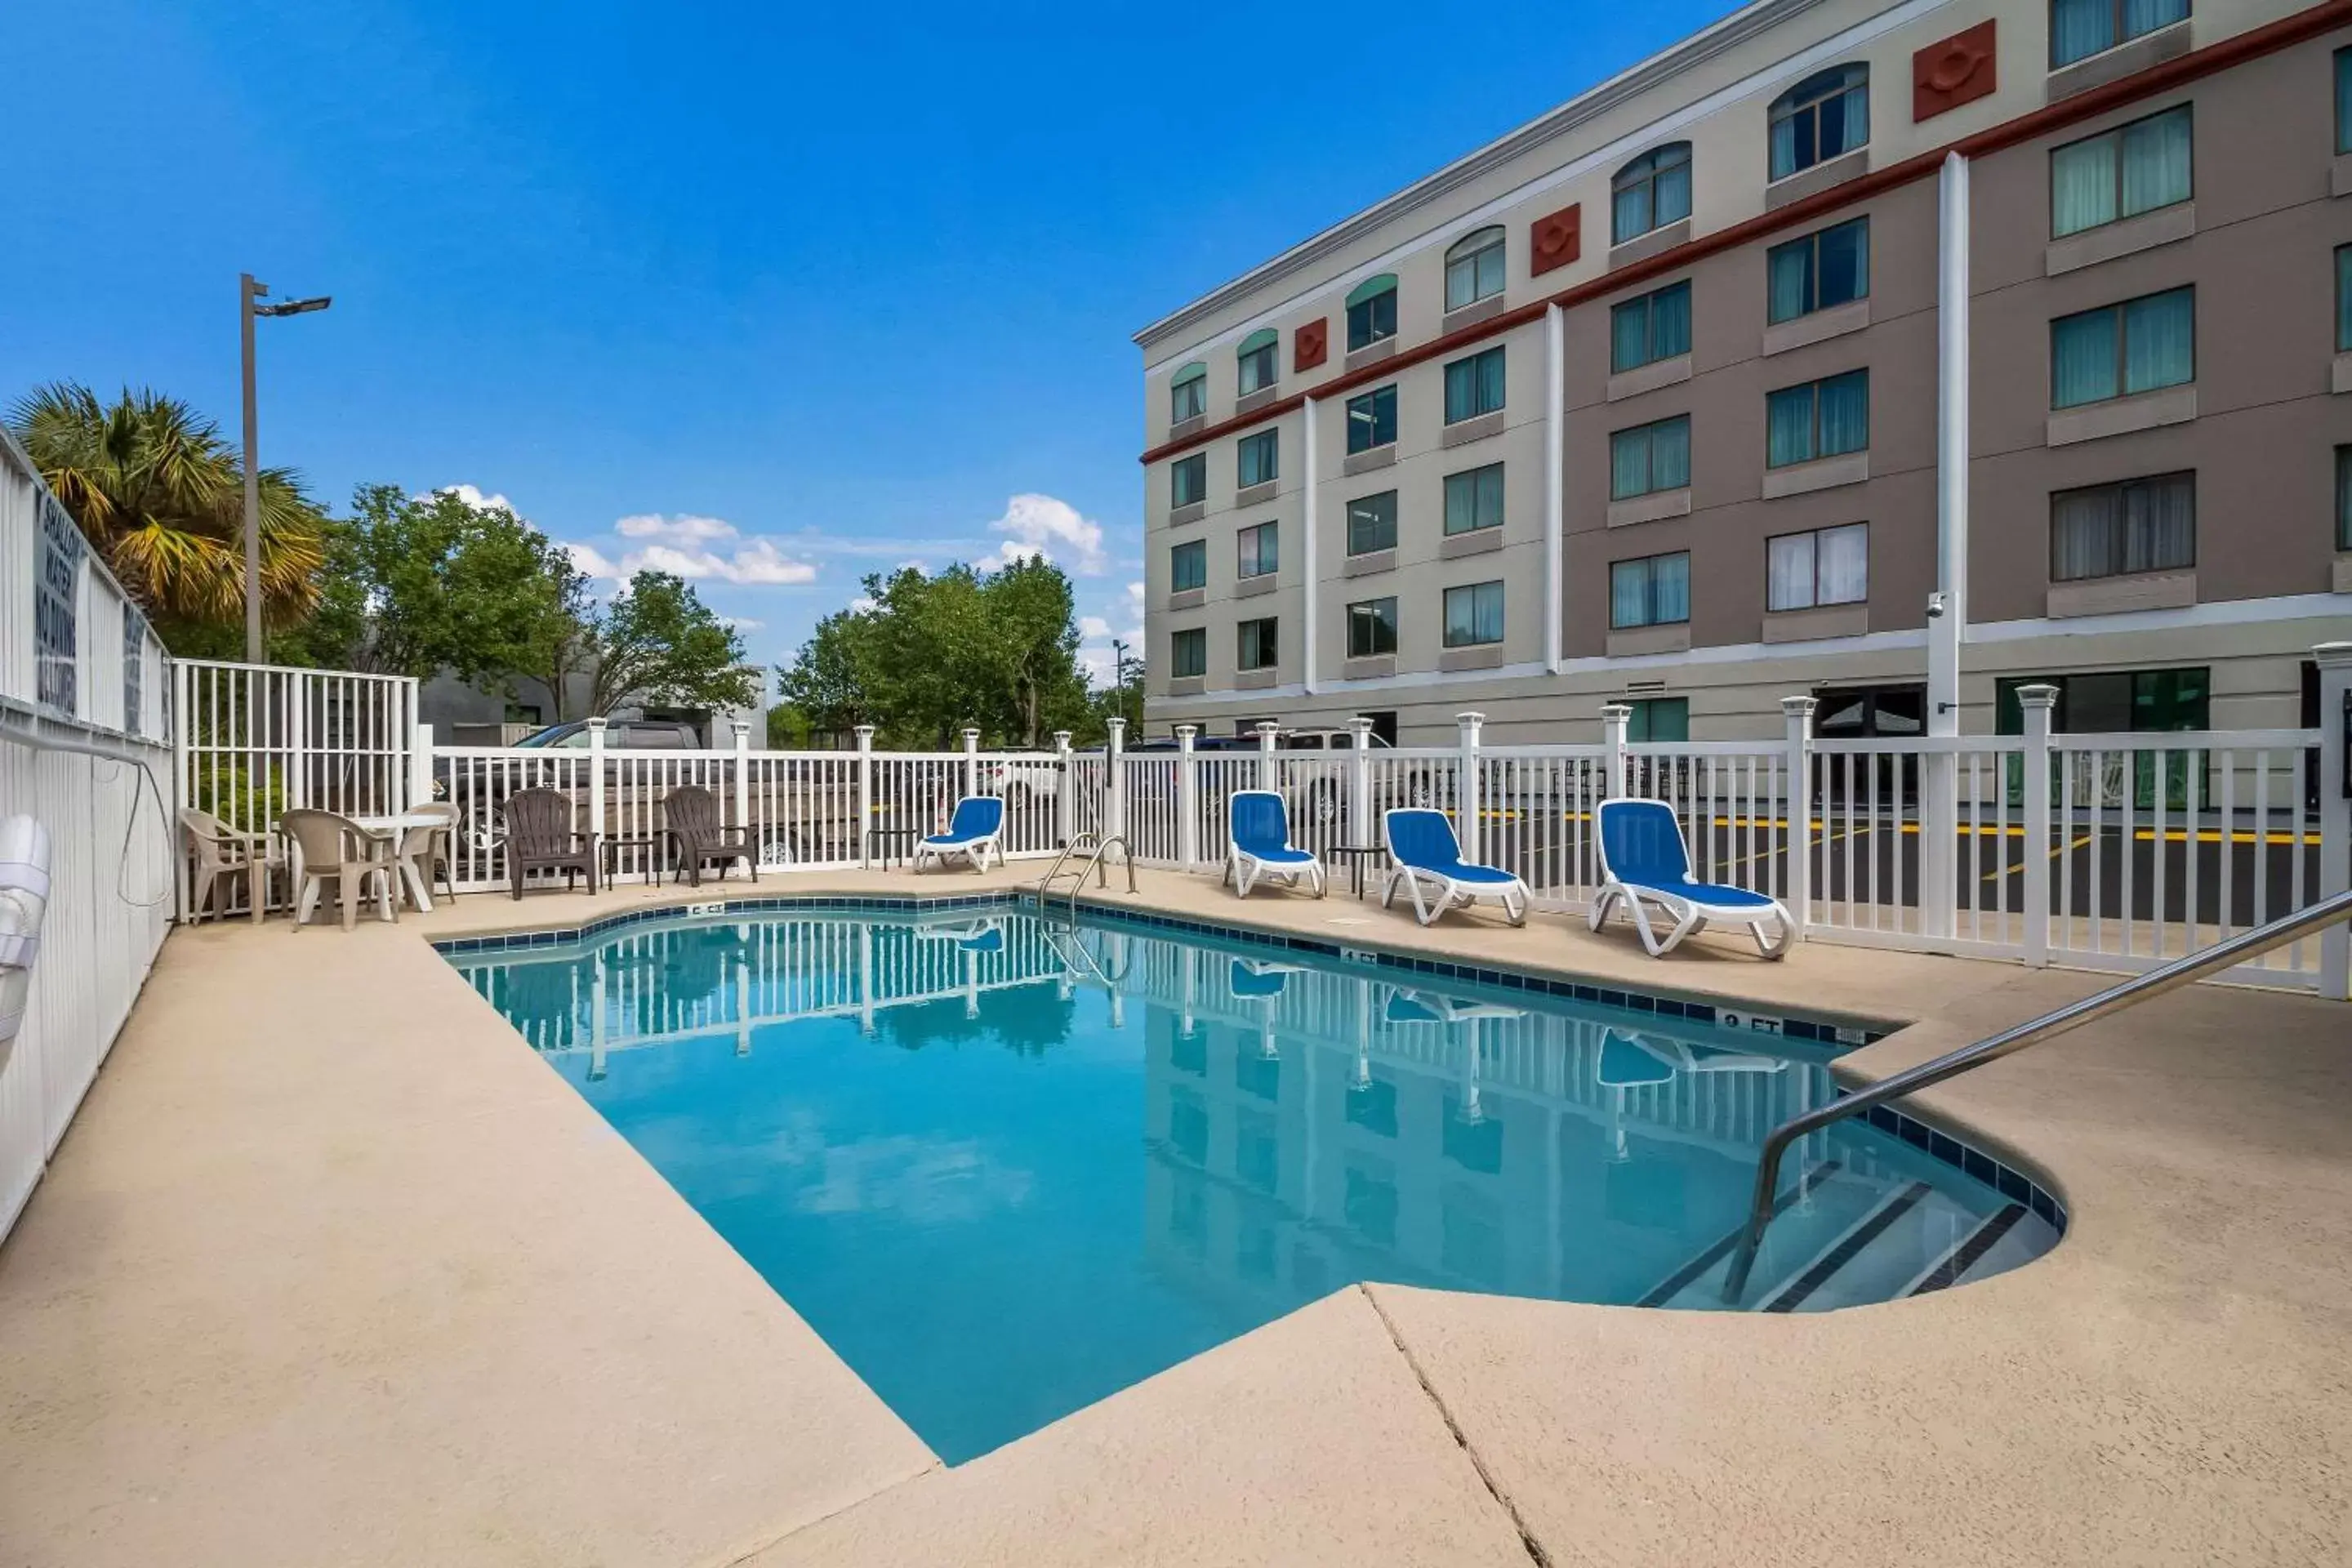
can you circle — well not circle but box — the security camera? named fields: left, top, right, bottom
left=1925, top=590, right=1949, bottom=619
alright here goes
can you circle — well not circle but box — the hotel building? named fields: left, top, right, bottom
left=1134, top=0, right=2352, bottom=747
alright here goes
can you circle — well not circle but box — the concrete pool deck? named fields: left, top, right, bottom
left=2, top=863, right=2346, bottom=1566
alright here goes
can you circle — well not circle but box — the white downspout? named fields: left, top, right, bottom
left=1544, top=301, right=1566, bottom=675
left=1301, top=396, right=1320, bottom=697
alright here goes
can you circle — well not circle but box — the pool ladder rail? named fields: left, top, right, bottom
left=1031, top=831, right=1137, bottom=916
left=1723, top=884, right=2352, bottom=1302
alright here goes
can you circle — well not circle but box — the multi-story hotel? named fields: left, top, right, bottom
left=1134, top=0, right=2352, bottom=748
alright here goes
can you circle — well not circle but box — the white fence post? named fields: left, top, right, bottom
left=411, top=723, right=435, bottom=808
left=1177, top=724, right=1200, bottom=871
left=1456, top=711, right=1485, bottom=864
left=2018, top=684, right=2058, bottom=969
left=1255, top=719, right=1280, bottom=792
left=1349, top=715, right=1374, bottom=848
left=1053, top=729, right=1074, bottom=848
left=854, top=724, right=875, bottom=866
left=1922, top=746, right=1959, bottom=943
left=731, top=719, right=751, bottom=840
left=586, top=715, right=608, bottom=848
left=1780, top=697, right=1815, bottom=940
left=1106, top=717, right=1127, bottom=844
left=1601, top=704, right=1630, bottom=798
left=2317, top=643, right=2350, bottom=1000
left=962, top=726, right=981, bottom=800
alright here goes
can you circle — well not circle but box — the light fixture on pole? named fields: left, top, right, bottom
left=240, top=274, right=332, bottom=664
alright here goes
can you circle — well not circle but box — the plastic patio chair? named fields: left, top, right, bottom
left=501, top=788, right=599, bottom=901
left=911, top=795, right=1004, bottom=873
left=661, top=785, right=759, bottom=888
left=1589, top=797, right=1795, bottom=959
left=1223, top=789, right=1325, bottom=899
left=1379, top=808, right=1529, bottom=928
left=278, top=808, right=399, bottom=931
left=177, top=807, right=282, bottom=922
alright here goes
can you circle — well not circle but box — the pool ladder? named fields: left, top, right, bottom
left=1723, top=885, right=2352, bottom=1302
left=1031, top=831, right=1136, bottom=917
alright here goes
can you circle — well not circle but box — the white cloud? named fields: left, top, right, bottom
left=564, top=541, right=621, bottom=580
left=987, top=492, right=1107, bottom=575
left=1077, top=615, right=1112, bottom=640
left=434, top=483, right=514, bottom=513
left=615, top=512, right=738, bottom=545
left=720, top=615, right=765, bottom=632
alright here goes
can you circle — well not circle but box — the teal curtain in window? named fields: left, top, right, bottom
left=1612, top=184, right=1649, bottom=245
left=2123, top=0, right=2188, bottom=44
left=2119, top=108, right=2191, bottom=217
left=1768, top=115, right=1798, bottom=184
left=1819, top=220, right=1868, bottom=305
left=1651, top=554, right=1690, bottom=624
left=1654, top=161, right=1690, bottom=228
left=2338, top=247, right=2352, bottom=353
left=2338, top=49, right=2352, bottom=154
left=1818, top=372, right=1868, bottom=456
left=2338, top=448, right=2352, bottom=550
left=1654, top=283, right=1690, bottom=359
left=1611, top=301, right=1650, bottom=372
left=2051, top=308, right=2118, bottom=408
left=1445, top=349, right=1505, bottom=421
left=1650, top=416, right=1689, bottom=491
left=2122, top=289, right=2192, bottom=393
left=1610, top=430, right=1646, bottom=500
left=1767, top=241, right=1812, bottom=323
left=1445, top=465, right=1504, bottom=534
left=1171, top=541, right=1205, bottom=592
left=1766, top=385, right=1815, bottom=467
left=2051, top=136, right=2116, bottom=237
left=1610, top=560, right=1648, bottom=627
left=2051, top=0, right=2111, bottom=67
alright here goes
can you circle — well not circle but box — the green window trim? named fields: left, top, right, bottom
left=1236, top=327, right=1279, bottom=354
left=1237, top=328, right=1280, bottom=396
left=1169, top=361, right=1209, bottom=423
left=1346, top=273, right=1400, bottom=351
left=1346, top=274, right=1398, bottom=307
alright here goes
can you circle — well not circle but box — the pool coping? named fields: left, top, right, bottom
left=435, top=888, right=2070, bottom=1237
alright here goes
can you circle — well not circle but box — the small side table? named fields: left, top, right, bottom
left=1328, top=844, right=1387, bottom=898
left=865, top=826, right=924, bottom=870
left=599, top=834, right=665, bottom=885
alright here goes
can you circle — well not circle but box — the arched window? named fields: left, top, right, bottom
left=1769, top=64, right=1869, bottom=182
left=1612, top=143, right=1692, bottom=244
left=1444, top=229, right=1506, bottom=312
left=1346, top=274, right=1398, bottom=351
left=1236, top=328, right=1280, bottom=396
left=1169, top=362, right=1207, bottom=424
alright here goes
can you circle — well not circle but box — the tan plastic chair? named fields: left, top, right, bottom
left=399, top=802, right=463, bottom=906
left=279, top=809, right=399, bottom=931
left=178, top=808, right=281, bottom=923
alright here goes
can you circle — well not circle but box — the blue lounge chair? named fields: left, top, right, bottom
left=911, top=795, right=1004, bottom=873
left=1379, top=808, right=1529, bottom=927
left=1225, top=789, right=1325, bottom=899
left=1590, top=798, right=1795, bottom=959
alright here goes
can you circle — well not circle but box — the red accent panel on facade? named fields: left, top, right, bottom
left=1913, top=20, right=1998, bottom=121
left=1530, top=203, right=1582, bottom=275
left=1294, top=318, right=1329, bottom=372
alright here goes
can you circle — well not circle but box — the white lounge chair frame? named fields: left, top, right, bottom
left=1379, top=808, right=1529, bottom=928
left=1588, top=798, right=1797, bottom=959
left=1225, top=789, right=1325, bottom=899
left=911, top=795, right=1004, bottom=874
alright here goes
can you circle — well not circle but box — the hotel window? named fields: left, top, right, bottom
left=2338, top=48, right=2352, bottom=154
left=2050, top=471, right=2194, bottom=581
left=1443, top=581, right=1505, bottom=647
left=1170, top=538, right=1207, bottom=593
left=1347, top=385, right=1398, bottom=453
left=1610, top=280, right=1692, bottom=372
left=1236, top=328, right=1280, bottom=396
left=2337, top=447, right=2352, bottom=550
left=2051, top=105, right=2191, bottom=238
left=1347, top=490, right=1398, bottom=555
left=1611, top=142, right=1693, bottom=244
left=1443, top=345, right=1506, bottom=423
left=1170, top=363, right=1207, bottom=424
left=1445, top=227, right=1506, bottom=311
left=1766, top=369, right=1869, bottom=468
left=1237, top=430, right=1278, bottom=488
left=1624, top=697, right=1689, bottom=743
left=1348, top=274, right=1399, bottom=350
left=1237, top=617, right=1279, bottom=671
left=1766, top=218, right=1869, bottom=324
left=1171, top=626, right=1207, bottom=678
left=1236, top=521, right=1278, bottom=580
left=2338, top=245, right=2352, bottom=352
left=1171, top=453, right=1206, bottom=509
left=1767, top=523, right=1869, bottom=611
left=2051, top=287, right=2194, bottom=408
left=1348, top=596, right=1399, bottom=657
left=1768, top=64, right=1869, bottom=182
left=1610, top=551, right=1690, bottom=629
left=1610, top=415, right=1690, bottom=500
left=2051, top=0, right=2188, bottom=69
left=1444, top=464, right=1505, bottom=536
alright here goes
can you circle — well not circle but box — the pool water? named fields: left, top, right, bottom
left=451, top=906, right=2059, bottom=1463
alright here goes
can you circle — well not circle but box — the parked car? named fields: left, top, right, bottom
left=431, top=717, right=716, bottom=853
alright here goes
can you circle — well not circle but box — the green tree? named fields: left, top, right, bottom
left=9, top=382, right=325, bottom=644
left=567, top=570, right=759, bottom=719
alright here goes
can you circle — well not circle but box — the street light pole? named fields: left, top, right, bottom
left=239, top=273, right=332, bottom=664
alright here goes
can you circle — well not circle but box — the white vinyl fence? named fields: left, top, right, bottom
left=1, top=428, right=176, bottom=1242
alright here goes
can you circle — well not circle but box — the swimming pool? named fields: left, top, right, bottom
left=448, top=902, right=2060, bottom=1463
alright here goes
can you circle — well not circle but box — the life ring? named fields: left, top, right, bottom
left=0, top=815, right=53, bottom=1057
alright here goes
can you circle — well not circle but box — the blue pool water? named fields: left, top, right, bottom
left=452, top=906, right=2058, bottom=1463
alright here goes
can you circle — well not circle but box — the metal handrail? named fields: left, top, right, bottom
left=1722, top=886, right=2352, bottom=1302
left=1031, top=831, right=1137, bottom=915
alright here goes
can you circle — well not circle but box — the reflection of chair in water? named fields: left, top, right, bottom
left=1597, top=1027, right=1786, bottom=1160
left=1384, top=988, right=1526, bottom=1127
left=915, top=916, right=1005, bottom=954
left=1228, top=957, right=1302, bottom=1058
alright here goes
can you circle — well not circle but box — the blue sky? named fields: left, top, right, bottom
left=9, top=0, right=1728, bottom=689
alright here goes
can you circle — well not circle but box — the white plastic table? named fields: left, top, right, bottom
left=349, top=813, right=449, bottom=913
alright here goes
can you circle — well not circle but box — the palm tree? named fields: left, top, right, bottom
left=8, top=382, right=325, bottom=635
